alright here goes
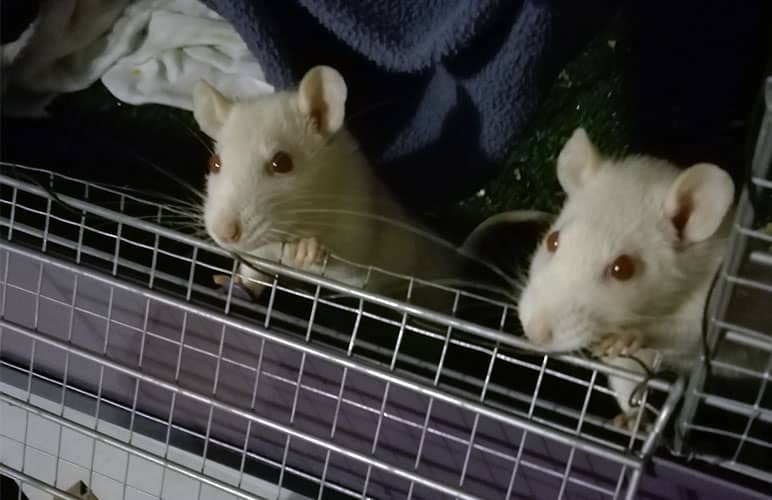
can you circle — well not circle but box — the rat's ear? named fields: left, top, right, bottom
left=557, top=128, right=602, bottom=196
left=192, top=80, right=233, bottom=138
left=297, top=65, right=347, bottom=135
left=663, top=163, right=734, bottom=243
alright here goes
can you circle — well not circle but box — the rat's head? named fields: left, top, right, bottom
left=518, top=128, right=734, bottom=352
left=192, top=66, right=356, bottom=252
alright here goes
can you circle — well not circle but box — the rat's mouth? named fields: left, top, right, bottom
left=236, top=219, right=272, bottom=251
left=206, top=220, right=272, bottom=255
left=525, top=318, right=598, bottom=354
left=529, top=333, right=593, bottom=354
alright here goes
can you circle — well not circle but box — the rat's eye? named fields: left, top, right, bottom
left=208, top=154, right=221, bottom=174
left=268, top=151, right=293, bottom=174
left=610, top=254, right=636, bottom=281
left=545, top=230, right=559, bottom=253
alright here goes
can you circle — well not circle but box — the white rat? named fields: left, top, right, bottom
left=517, top=127, right=761, bottom=426
left=192, top=65, right=466, bottom=299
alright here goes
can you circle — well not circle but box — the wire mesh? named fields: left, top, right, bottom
left=675, top=77, right=772, bottom=484
left=0, top=162, right=680, bottom=499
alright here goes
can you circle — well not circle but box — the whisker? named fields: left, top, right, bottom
left=268, top=192, right=381, bottom=209
left=278, top=209, right=517, bottom=286
left=427, top=279, right=515, bottom=299
left=90, top=183, right=205, bottom=208
left=170, top=114, right=215, bottom=155
left=116, top=148, right=206, bottom=201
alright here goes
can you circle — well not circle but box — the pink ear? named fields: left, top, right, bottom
left=556, top=128, right=602, bottom=196
left=192, top=80, right=233, bottom=138
left=297, top=66, right=347, bottom=135
left=663, top=163, right=734, bottom=243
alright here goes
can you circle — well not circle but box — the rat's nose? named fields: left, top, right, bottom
left=524, top=318, right=552, bottom=346
left=218, top=221, right=241, bottom=244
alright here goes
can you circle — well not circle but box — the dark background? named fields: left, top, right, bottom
left=2, top=0, right=771, bottom=229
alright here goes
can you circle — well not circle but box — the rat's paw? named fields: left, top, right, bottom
left=212, top=274, right=232, bottom=287
left=592, top=331, right=643, bottom=358
left=213, top=274, right=262, bottom=301
left=612, top=410, right=652, bottom=433
left=283, top=237, right=328, bottom=269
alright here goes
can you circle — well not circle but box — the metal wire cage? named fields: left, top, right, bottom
left=674, top=78, right=772, bottom=482
left=0, top=159, right=685, bottom=500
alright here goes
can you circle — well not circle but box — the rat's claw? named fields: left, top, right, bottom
left=281, top=240, right=303, bottom=267
left=213, top=274, right=257, bottom=301
left=592, top=331, right=643, bottom=358
left=591, top=336, right=614, bottom=356
left=283, top=237, right=327, bottom=269
left=301, top=236, right=326, bottom=267
left=612, top=411, right=652, bottom=433
left=213, top=274, right=241, bottom=287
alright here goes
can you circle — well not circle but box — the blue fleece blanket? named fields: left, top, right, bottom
left=201, top=0, right=618, bottom=205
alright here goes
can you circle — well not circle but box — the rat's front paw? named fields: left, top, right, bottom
left=282, top=237, right=328, bottom=269
left=592, top=331, right=643, bottom=358
left=612, top=410, right=652, bottom=433
left=213, top=274, right=261, bottom=301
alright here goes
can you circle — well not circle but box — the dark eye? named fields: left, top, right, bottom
left=268, top=151, right=293, bottom=174
left=545, top=230, right=559, bottom=253
left=208, top=154, right=221, bottom=174
left=610, top=254, right=636, bottom=281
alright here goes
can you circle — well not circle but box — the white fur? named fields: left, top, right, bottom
left=663, top=162, right=735, bottom=244
left=518, top=128, right=743, bottom=415
left=193, top=80, right=233, bottom=138
left=192, top=65, right=463, bottom=297
left=297, top=66, right=347, bottom=134
left=556, top=128, right=602, bottom=196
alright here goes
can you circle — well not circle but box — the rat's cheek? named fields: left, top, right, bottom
left=528, top=253, right=547, bottom=273
left=518, top=291, right=557, bottom=347
left=516, top=286, right=535, bottom=332
left=558, top=312, right=600, bottom=350
left=202, top=208, right=219, bottom=241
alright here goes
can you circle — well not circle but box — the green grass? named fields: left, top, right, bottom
left=461, top=29, right=632, bottom=217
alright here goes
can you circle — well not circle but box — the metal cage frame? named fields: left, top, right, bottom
left=0, top=160, right=683, bottom=500
left=674, top=78, right=772, bottom=482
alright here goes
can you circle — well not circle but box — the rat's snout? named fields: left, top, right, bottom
left=523, top=316, right=553, bottom=346
left=215, top=220, right=241, bottom=244
left=518, top=285, right=553, bottom=347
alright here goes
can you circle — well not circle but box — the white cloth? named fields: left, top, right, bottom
left=102, top=0, right=273, bottom=110
left=3, top=0, right=132, bottom=93
left=2, top=0, right=273, bottom=116
left=2, top=0, right=132, bottom=115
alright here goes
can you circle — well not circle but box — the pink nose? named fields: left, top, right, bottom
left=218, top=221, right=241, bottom=244
left=524, top=319, right=552, bottom=345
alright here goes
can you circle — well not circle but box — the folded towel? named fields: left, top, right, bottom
left=2, top=0, right=272, bottom=116
left=101, top=1, right=273, bottom=110
left=2, top=0, right=132, bottom=115
left=201, top=0, right=619, bottom=204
